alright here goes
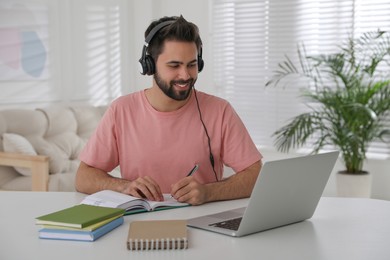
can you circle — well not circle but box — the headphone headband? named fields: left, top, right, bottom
left=144, top=20, right=175, bottom=47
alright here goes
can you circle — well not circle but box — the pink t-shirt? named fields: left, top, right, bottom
left=79, top=90, right=262, bottom=193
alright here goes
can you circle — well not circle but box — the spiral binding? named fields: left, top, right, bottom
left=128, top=237, right=188, bottom=250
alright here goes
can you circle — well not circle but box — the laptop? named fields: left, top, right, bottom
left=187, top=151, right=339, bottom=237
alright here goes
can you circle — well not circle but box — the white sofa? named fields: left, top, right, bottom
left=0, top=105, right=106, bottom=191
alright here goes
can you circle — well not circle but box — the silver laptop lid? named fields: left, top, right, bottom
left=188, top=151, right=339, bottom=237
left=236, top=151, right=339, bottom=236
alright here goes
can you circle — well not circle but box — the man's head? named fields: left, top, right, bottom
left=142, top=15, right=203, bottom=74
left=140, top=15, right=204, bottom=101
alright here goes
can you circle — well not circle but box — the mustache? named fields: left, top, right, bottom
left=171, top=79, right=193, bottom=85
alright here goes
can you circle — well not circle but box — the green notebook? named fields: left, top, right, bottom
left=36, top=204, right=125, bottom=229
left=40, top=215, right=122, bottom=231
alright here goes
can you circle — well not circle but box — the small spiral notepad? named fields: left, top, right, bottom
left=127, top=220, right=188, bottom=250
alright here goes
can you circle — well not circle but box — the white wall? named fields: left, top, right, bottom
left=0, top=0, right=129, bottom=108
left=0, top=0, right=213, bottom=108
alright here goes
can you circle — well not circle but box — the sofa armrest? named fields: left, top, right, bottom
left=0, top=151, right=49, bottom=191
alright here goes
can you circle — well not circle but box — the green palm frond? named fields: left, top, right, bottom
left=266, top=30, right=390, bottom=173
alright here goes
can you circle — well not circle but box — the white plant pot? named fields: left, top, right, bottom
left=336, top=172, right=372, bottom=198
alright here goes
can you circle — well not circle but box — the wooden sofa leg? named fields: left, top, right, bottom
left=31, top=160, right=49, bottom=191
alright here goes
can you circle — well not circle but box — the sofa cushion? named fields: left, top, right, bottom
left=0, top=105, right=107, bottom=191
left=2, top=133, right=37, bottom=176
left=0, top=106, right=104, bottom=176
left=0, top=109, right=47, bottom=137
left=33, top=107, right=87, bottom=174
left=70, top=106, right=107, bottom=139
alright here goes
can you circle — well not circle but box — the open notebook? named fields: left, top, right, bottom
left=81, top=190, right=189, bottom=215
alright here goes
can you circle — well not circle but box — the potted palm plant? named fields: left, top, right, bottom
left=266, top=30, right=390, bottom=174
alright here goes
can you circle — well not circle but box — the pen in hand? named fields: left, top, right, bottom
left=170, top=165, right=199, bottom=199
left=187, top=164, right=199, bottom=177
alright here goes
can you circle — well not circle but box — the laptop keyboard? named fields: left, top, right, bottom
left=209, top=217, right=242, bottom=231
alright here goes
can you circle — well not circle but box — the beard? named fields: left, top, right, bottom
left=154, top=71, right=197, bottom=101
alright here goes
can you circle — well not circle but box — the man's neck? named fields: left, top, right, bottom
left=144, top=86, right=191, bottom=112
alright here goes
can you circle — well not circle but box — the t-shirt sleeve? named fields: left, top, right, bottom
left=79, top=106, right=119, bottom=172
left=220, top=103, right=262, bottom=173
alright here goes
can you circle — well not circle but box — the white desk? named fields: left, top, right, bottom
left=1, top=192, right=389, bottom=260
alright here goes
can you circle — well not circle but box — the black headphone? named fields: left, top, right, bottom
left=138, top=20, right=204, bottom=75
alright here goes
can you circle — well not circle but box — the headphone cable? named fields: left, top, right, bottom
left=192, top=87, right=219, bottom=181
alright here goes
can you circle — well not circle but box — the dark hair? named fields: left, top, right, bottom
left=144, top=15, right=202, bottom=63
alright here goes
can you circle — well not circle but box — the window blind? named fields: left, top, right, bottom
left=69, top=0, right=123, bottom=104
left=211, top=0, right=390, bottom=158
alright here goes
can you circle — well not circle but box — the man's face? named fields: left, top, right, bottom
left=153, top=40, right=199, bottom=101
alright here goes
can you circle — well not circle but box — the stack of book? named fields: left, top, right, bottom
left=36, top=204, right=125, bottom=242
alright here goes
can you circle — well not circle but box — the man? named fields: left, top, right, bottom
left=75, top=15, right=262, bottom=205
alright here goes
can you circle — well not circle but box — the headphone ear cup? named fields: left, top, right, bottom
left=138, top=55, right=155, bottom=75
left=138, top=58, right=148, bottom=75
left=145, top=55, right=155, bottom=75
left=198, top=56, right=204, bottom=72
